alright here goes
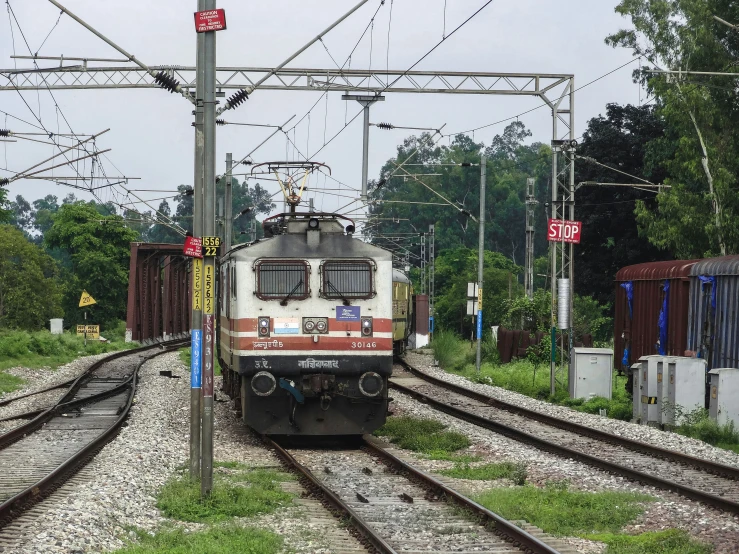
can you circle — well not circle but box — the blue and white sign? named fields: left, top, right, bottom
left=336, top=306, right=361, bottom=321
left=191, top=329, right=202, bottom=388
left=476, top=310, right=483, bottom=339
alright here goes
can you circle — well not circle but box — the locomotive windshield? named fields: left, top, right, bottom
left=256, top=260, right=309, bottom=300
left=321, top=260, right=374, bottom=300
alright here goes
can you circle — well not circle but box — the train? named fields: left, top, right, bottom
left=218, top=211, right=414, bottom=435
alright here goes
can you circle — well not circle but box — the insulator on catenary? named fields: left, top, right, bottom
left=216, top=119, right=226, bottom=126
left=154, top=71, right=180, bottom=93
left=226, top=89, right=249, bottom=109
left=460, top=162, right=472, bottom=167
left=0, top=178, right=9, bottom=186
left=0, top=129, right=10, bottom=137
left=376, top=122, right=394, bottom=130
left=374, top=178, right=387, bottom=190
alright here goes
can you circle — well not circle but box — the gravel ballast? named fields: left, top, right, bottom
left=1, top=352, right=359, bottom=554
left=406, top=350, right=739, bottom=468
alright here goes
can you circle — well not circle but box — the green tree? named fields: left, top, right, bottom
left=0, top=185, right=9, bottom=223
left=608, top=0, right=739, bottom=257
left=433, top=247, right=521, bottom=335
left=574, top=103, right=671, bottom=307
left=44, top=202, right=138, bottom=327
left=0, top=225, right=63, bottom=329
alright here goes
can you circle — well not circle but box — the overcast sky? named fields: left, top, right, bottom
left=1, top=0, right=643, bottom=222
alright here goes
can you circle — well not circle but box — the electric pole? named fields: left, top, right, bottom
left=189, top=0, right=206, bottom=481
left=524, top=177, right=536, bottom=299
left=420, top=232, right=426, bottom=295
left=341, top=94, right=384, bottom=203
left=475, top=154, right=486, bottom=372
left=200, top=0, right=218, bottom=497
left=225, top=152, right=233, bottom=249
left=428, top=224, right=435, bottom=340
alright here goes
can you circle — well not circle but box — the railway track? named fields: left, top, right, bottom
left=0, top=339, right=188, bottom=529
left=392, top=358, right=739, bottom=515
left=268, top=436, right=574, bottom=554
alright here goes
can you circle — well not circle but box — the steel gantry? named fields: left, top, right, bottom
left=2, top=62, right=576, bottom=395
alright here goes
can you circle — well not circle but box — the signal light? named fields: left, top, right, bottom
left=258, top=317, right=270, bottom=337
left=360, top=317, right=373, bottom=336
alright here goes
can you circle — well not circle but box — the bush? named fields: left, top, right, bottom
left=674, top=407, right=739, bottom=447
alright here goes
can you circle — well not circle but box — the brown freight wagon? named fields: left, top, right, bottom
left=614, top=260, right=698, bottom=371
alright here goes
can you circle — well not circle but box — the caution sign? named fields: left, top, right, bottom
left=204, top=263, right=214, bottom=315
left=79, top=290, right=96, bottom=308
left=478, top=287, right=483, bottom=309
left=641, top=395, right=658, bottom=405
left=76, top=325, right=100, bottom=339
left=192, top=258, right=203, bottom=311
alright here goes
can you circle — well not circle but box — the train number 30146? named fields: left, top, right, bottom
left=351, top=341, right=377, bottom=348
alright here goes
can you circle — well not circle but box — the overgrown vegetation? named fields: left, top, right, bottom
left=590, top=529, right=712, bottom=554
left=114, top=525, right=282, bottom=554
left=374, top=415, right=471, bottom=459
left=672, top=407, right=739, bottom=453
left=440, top=462, right=527, bottom=484
left=0, top=326, right=134, bottom=376
left=433, top=333, right=632, bottom=421
left=475, top=481, right=654, bottom=536
left=157, top=465, right=293, bottom=523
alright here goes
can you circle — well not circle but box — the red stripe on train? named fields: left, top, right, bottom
left=220, top=317, right=392, bottom=333
left=231, top=336, right=393, bottom=351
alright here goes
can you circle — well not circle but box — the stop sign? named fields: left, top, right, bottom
left=547, top=218, right=582, bottom=244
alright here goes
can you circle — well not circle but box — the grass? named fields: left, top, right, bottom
left=589, top=529, right=712, bottom=554
left=157, top=467, right=293, bottom=523
left=434, top=332, right=633, bottom=420
left=0, top=327, right=136, bottom=394
left=672, top=407, right=739, bottom=452
left=475, top=481, right=654, bottom=536
left=114, top=525, right=282, bottom=554
left=439, top=462, right=527, bottom=484
left=178, top=347, right=222, bottom=376
left=374, top=415, right=471, bottom=458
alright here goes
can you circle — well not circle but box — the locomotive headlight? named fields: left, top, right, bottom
left=360, top=316, right=373, bottom=336
left=304, top=320, right=315, bottom=332
left=315, top=320, right=327, bottom=332
left=258, top=317, right=270, bottom=337
left=359, top=372, right=383, bottom=397
left=251, top=371, right=276, bottom=396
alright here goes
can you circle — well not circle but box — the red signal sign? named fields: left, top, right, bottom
left=183, top=236, right=203, bottom=258
left=194, top=9, right=227, bottom=33
left=547, top=218, right=582, bottom=244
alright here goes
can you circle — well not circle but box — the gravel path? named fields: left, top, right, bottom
left=406, top=350, right=739, bottom=468
left=0, top=352, right=360, bottom=554
left=389, top=386, right=739, bottom=553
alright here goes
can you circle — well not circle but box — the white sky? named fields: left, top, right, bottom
left=1, top=0, right=643, bottom=220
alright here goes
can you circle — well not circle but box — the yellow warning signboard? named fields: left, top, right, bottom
left=477, top=287, right=483, bottom=310
left=192, top=258, right=203, bottom=311
left=76, top=325, right=100, bottom=339
left=79, top=290, right=97, bottom=308
left=204, top=263, right=214, bottom=315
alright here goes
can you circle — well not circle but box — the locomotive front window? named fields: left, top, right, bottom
left=256, top=260, right=309, bottom=301
left=321, top=260, right=374, bottom=300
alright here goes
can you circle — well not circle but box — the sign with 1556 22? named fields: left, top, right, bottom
left=202, top=236, right=221, bottom=257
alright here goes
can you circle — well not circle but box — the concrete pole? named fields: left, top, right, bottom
left=361, top=102, right=370, bottom=203
left=475, top=154, right=486, bottom=373
left=201, top=0, right=217, bottom=496
left=189, top=0, right=205, bottom=481
left=225, top=152, right=233, bottom=249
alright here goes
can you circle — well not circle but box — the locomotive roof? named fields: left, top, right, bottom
left=225, top=233, right=393, bottom=261
left=392, top=269, right=411, bottom=283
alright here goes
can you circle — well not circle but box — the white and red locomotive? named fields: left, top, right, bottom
left=219, top=212, right=410, bottom=435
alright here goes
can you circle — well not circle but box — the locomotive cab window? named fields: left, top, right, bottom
left=255, top=260, right=310, bottom=301
left=321, top=260, right=375, bottom=301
